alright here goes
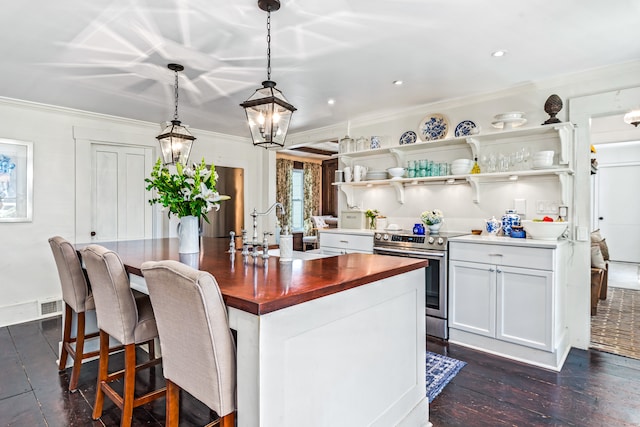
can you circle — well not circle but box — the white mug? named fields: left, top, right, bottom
left=353, top=165, right=367, bottom=182
left=343, top=166, right=353, bottom=183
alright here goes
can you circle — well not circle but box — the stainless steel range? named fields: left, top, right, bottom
left=373, top=231, right=466, bottom=340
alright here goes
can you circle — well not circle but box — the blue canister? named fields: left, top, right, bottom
left=413, top=223, right=425, bottom=235
left=510, top=226, right=526, bottom=238
left=501, top=209, right=521, bottom=237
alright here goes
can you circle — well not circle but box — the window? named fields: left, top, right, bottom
left=291, top=169, right=304, bottom=232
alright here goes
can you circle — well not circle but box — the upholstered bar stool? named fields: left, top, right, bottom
left=81, top=244, right=165, bottom=427
left=48, top=236, right=123, bottom=392
left=141, top=260, right=236, bottom=427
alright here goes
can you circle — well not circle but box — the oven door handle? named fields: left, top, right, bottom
left=374, top=247, right=446, bottom=258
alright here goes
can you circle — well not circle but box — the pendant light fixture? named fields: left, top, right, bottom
left=156, top=63, right=195, bottom=165
left=240, top=0, right=296, bottom=149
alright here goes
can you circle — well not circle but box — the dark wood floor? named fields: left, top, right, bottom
left=4, top=316, right=640, bottom=426
left=428, top=337, right=640, bottom=426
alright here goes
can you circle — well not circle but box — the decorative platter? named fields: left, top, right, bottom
left=454, top=120, right=478, bottom=137
left=399, top=130, right=417, bottom=145
left=417, top=114, right=449, bottom=141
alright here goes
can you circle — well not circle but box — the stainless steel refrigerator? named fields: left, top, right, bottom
left=202, top=165, right=244, bottom=238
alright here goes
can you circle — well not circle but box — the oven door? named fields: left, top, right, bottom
left=373, top=247, right=447, bottom=319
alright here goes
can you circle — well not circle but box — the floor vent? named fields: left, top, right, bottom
left=40, top=300, right=63, bottom=317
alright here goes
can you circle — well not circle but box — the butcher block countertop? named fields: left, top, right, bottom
left=82, top=237, right=427, bottom=316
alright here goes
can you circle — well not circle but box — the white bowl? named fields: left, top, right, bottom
left=494, top=111, right=525, bottom=120
left=452, top=158, right=473, bottom=165
left=451, top=166, right=471, bottom=175
left=532, top=159, right=553, bottom=168
left=522, top=220, right=568, bottom=240
left=533, top=150, right=554, bottom=158
left=387, top=167, right=406, bottom=178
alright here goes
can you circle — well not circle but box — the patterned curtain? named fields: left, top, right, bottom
left=303, top=162, right=322, bottom=235
left=276, top=158, right=293, bottom=231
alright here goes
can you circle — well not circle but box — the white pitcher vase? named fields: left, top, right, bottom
left=178, top=215, right=200, bottom=254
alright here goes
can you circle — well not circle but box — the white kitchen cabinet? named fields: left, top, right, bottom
left=451, top=259, right=553, bottom=350
left=448, top=238, right=569, bottom=371
left=318, top=230, right=374, bottom=255
left=449, top=260, right=496, bottom=338
left=334, top=122, right=574, bottom=205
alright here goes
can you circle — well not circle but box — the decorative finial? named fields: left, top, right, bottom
left=542, top=94, right=563, bottom=125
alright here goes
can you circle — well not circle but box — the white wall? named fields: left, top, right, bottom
left=0, top=97, right=267, bottom=326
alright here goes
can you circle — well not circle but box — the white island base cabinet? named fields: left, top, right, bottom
left=448, top=238, right=570, bottom=371
left=228, top=268, right=429, bottom=427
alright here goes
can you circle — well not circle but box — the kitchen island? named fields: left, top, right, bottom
left=84, top=237, right=429, bottom=427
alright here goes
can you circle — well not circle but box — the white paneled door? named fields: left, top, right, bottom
left=597, top=164, right=640, bottom=263
left=91, top=144, right=153, bottom=242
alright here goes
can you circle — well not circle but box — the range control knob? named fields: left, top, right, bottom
left=437, top=237, right=445, bottom=245
left=428, top=236, right=435, bottom=244
left=375, top=233, right=382, bottom=240
left=383, top=233, right=390, bottom=240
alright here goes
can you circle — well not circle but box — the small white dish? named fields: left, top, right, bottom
left=491, top=117, right=528, bottom=130
left=386, top=224, right=401, bottom=231
left=494, top=111, right=525, bottom=120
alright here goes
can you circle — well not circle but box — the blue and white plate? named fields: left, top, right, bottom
left=399, top=130, right=417, bottom=145
left=418, top=114, right=449, bottom=141
left=454, top=120, right=478, bottom=137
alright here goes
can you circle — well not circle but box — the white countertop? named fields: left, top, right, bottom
left=449, top=234, right=570, bottom=248
left=318, top=228, right=376, bottom=236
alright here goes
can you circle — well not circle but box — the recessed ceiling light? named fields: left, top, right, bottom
left=327, top=99, right=335, bottom=105
left=491, top=50, right=507, bottom=57
left=393, top=80, right=403, bottom=85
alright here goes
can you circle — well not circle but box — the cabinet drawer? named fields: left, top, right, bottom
left=319, top=232, right=373, bottom=253
left=450, top=242, right=553, bottom=270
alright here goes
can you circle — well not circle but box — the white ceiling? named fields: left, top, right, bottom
left=2, top=0, right=639, bottom=141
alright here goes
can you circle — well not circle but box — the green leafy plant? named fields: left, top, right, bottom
left=145, top=158, right=229, bottom=222
left=365, top=209, right=380, bottom=229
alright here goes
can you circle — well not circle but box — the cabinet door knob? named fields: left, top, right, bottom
left=496, top=268, right=502, bottom=273
left=489, top=268, right=495, bottom=272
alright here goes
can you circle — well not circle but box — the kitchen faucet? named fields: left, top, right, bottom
left=244, top=202, right=286, bottom=258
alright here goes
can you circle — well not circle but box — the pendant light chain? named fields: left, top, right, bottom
left=266, top=7, right=271, bottom=81
left=173, top=69, right=180, bottom=121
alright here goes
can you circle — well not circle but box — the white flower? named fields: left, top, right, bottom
left=183, top=167, right=196, bottom=178
left=421, top=209, right=444, bottom=225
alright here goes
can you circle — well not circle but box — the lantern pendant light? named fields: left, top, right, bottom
left=240, top=0, right=296, bottom=149
left=156, top=63, right=195, bottom=165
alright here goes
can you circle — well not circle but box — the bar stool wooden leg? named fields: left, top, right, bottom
left=166, top=379, right=180, bottom=427
left=68, top=311, right=86, bottom=391
left=121, top=344, right=137, bottom=427
left=92, top=330, right=110, bottom=420
left=219, top=412, right=235, bottom=427
left=58, top=304, right=72, bottom=372
left=147, top=339, right=155, bottom=361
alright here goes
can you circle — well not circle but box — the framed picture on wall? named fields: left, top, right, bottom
left=0, top=139, right=33, bottom=222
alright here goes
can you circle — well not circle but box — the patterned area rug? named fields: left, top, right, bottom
left=591, top=287, right=640, bottom=360
left=426, top=351, right=466, bottom=403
